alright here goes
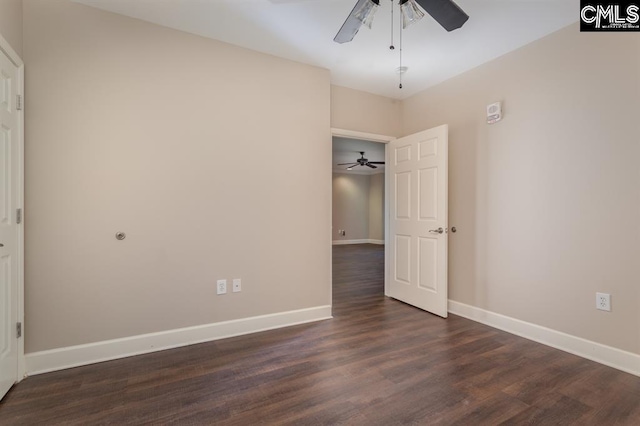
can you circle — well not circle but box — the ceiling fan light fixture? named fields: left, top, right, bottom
left=400, top=0, right=424, bottom=29
left=354, top=0, right=380, bottom=29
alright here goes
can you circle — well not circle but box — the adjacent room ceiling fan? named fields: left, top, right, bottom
left=334, top=0, right=469, bottom=44
left=338, top=152, right=385, bottom=170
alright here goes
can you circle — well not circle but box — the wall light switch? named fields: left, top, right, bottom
left=217, top=279, right=227, bottom=295
left=233, top=278, right=241, bottom=293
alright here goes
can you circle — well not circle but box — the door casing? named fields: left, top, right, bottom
left=330, top=127, right=449, bottom=316
left=330, top=128, right=395, bottom=302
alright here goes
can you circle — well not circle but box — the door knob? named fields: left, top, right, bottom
left=429, top=227, right=444, bottom=234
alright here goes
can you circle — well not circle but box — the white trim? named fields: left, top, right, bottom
left=384, top=144, right=390, bottom=297
left=16, top=59, right=24, bottom=382
left=331, top=128, right=395, bottom=144
left=448, top=300, right=640, bottom=377
left=26, top=306, right=332, bottom=376
left=327, top=133, right=333, bottom=330
left=332, top=239, right=384, bottom=245
left=333, top=239, right=369, bottom=245
left=329, top=127, right=393, bottom=310
left=0, top=33, right=23, bottom=67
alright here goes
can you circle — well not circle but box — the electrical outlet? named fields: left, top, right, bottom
left=341, top=230, right=346, bottom=236
left=233, top=278, right=241, bottom=293
left=338, top=229, right=342, bottom=235
left=596, top=292, right=611, bottom=311
left=217, top=279, right=227, bottom=295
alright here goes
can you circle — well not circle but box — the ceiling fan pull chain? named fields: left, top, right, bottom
left=399, top=14, right=403, bottom=89
left=389, top=0, right=395, bottom=50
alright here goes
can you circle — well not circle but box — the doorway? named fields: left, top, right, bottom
left=330, top=129, right=394, bottom=306
left=330, top=126, right=450, bottom=319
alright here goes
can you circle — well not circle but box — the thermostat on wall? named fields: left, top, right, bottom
left=486, top=102, right=502, bottom=124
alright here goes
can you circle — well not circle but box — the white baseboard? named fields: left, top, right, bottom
left=30, top=300, right=636, bottom=379
left=333, top=239, right=385, bottom=245
left=448, top=300, right=640, bottom=377
left=333, top=239, right=368, bottom=245
left=26, top=305, right=332, bottom=376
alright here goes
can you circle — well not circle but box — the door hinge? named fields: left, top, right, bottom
left=16, top=208, right=22, bottom=224
left=16, top=94, right=22, bottom=111
left=16, top=322, right=22, bottom=338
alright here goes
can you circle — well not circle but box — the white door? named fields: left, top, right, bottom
left=0, top=48, right=20, bottom=399
left=387, top=125, right=448, bottom=317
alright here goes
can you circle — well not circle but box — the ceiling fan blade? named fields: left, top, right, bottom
left=368, top=162, right=385, bottom=164
left=333, top=0, right=376, bottom=44
left=366, top=163, right=378, bottom=169
left=414, top=0, right=469, bottom=32
left=337, top=162, right=358, bottom=166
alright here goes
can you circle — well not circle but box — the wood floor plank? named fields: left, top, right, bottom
left=1, top=244, right=639, bottom=425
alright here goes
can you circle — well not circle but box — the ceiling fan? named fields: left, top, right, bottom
left=338, top=152, right=385, bottom=170
left=334, top=0, right=469, bottom=44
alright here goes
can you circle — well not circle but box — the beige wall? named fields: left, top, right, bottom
left=403, top=24, right=640, bottom=354
left=0, top=0, right=22, bottom=56
left=23, top=0, right=331, bottom=353
left=332, top=172, right=384, bottom=243
left=332, top=173, right=370, bottom=242
left=331, top=85, right=401, bottom=137
left=368, top=173, right=384, bottom=241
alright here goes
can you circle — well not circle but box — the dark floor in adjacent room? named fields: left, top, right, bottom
left=1, top=244, right=640, bottom=424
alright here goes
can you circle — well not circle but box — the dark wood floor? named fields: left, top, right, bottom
left=2, top=244, right=640, bottom=425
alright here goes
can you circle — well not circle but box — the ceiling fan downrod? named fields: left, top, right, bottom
left=389, top=0, right=395, bottom=50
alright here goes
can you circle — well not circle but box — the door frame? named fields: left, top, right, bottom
left=330, top=128, right=395, bottom=300
left=0, top=34, right=25, bottom=382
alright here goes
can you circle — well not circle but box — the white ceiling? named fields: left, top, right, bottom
left=333, top=137, right=385, bottom=174
left=75, top=0, right=579, bottom=99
